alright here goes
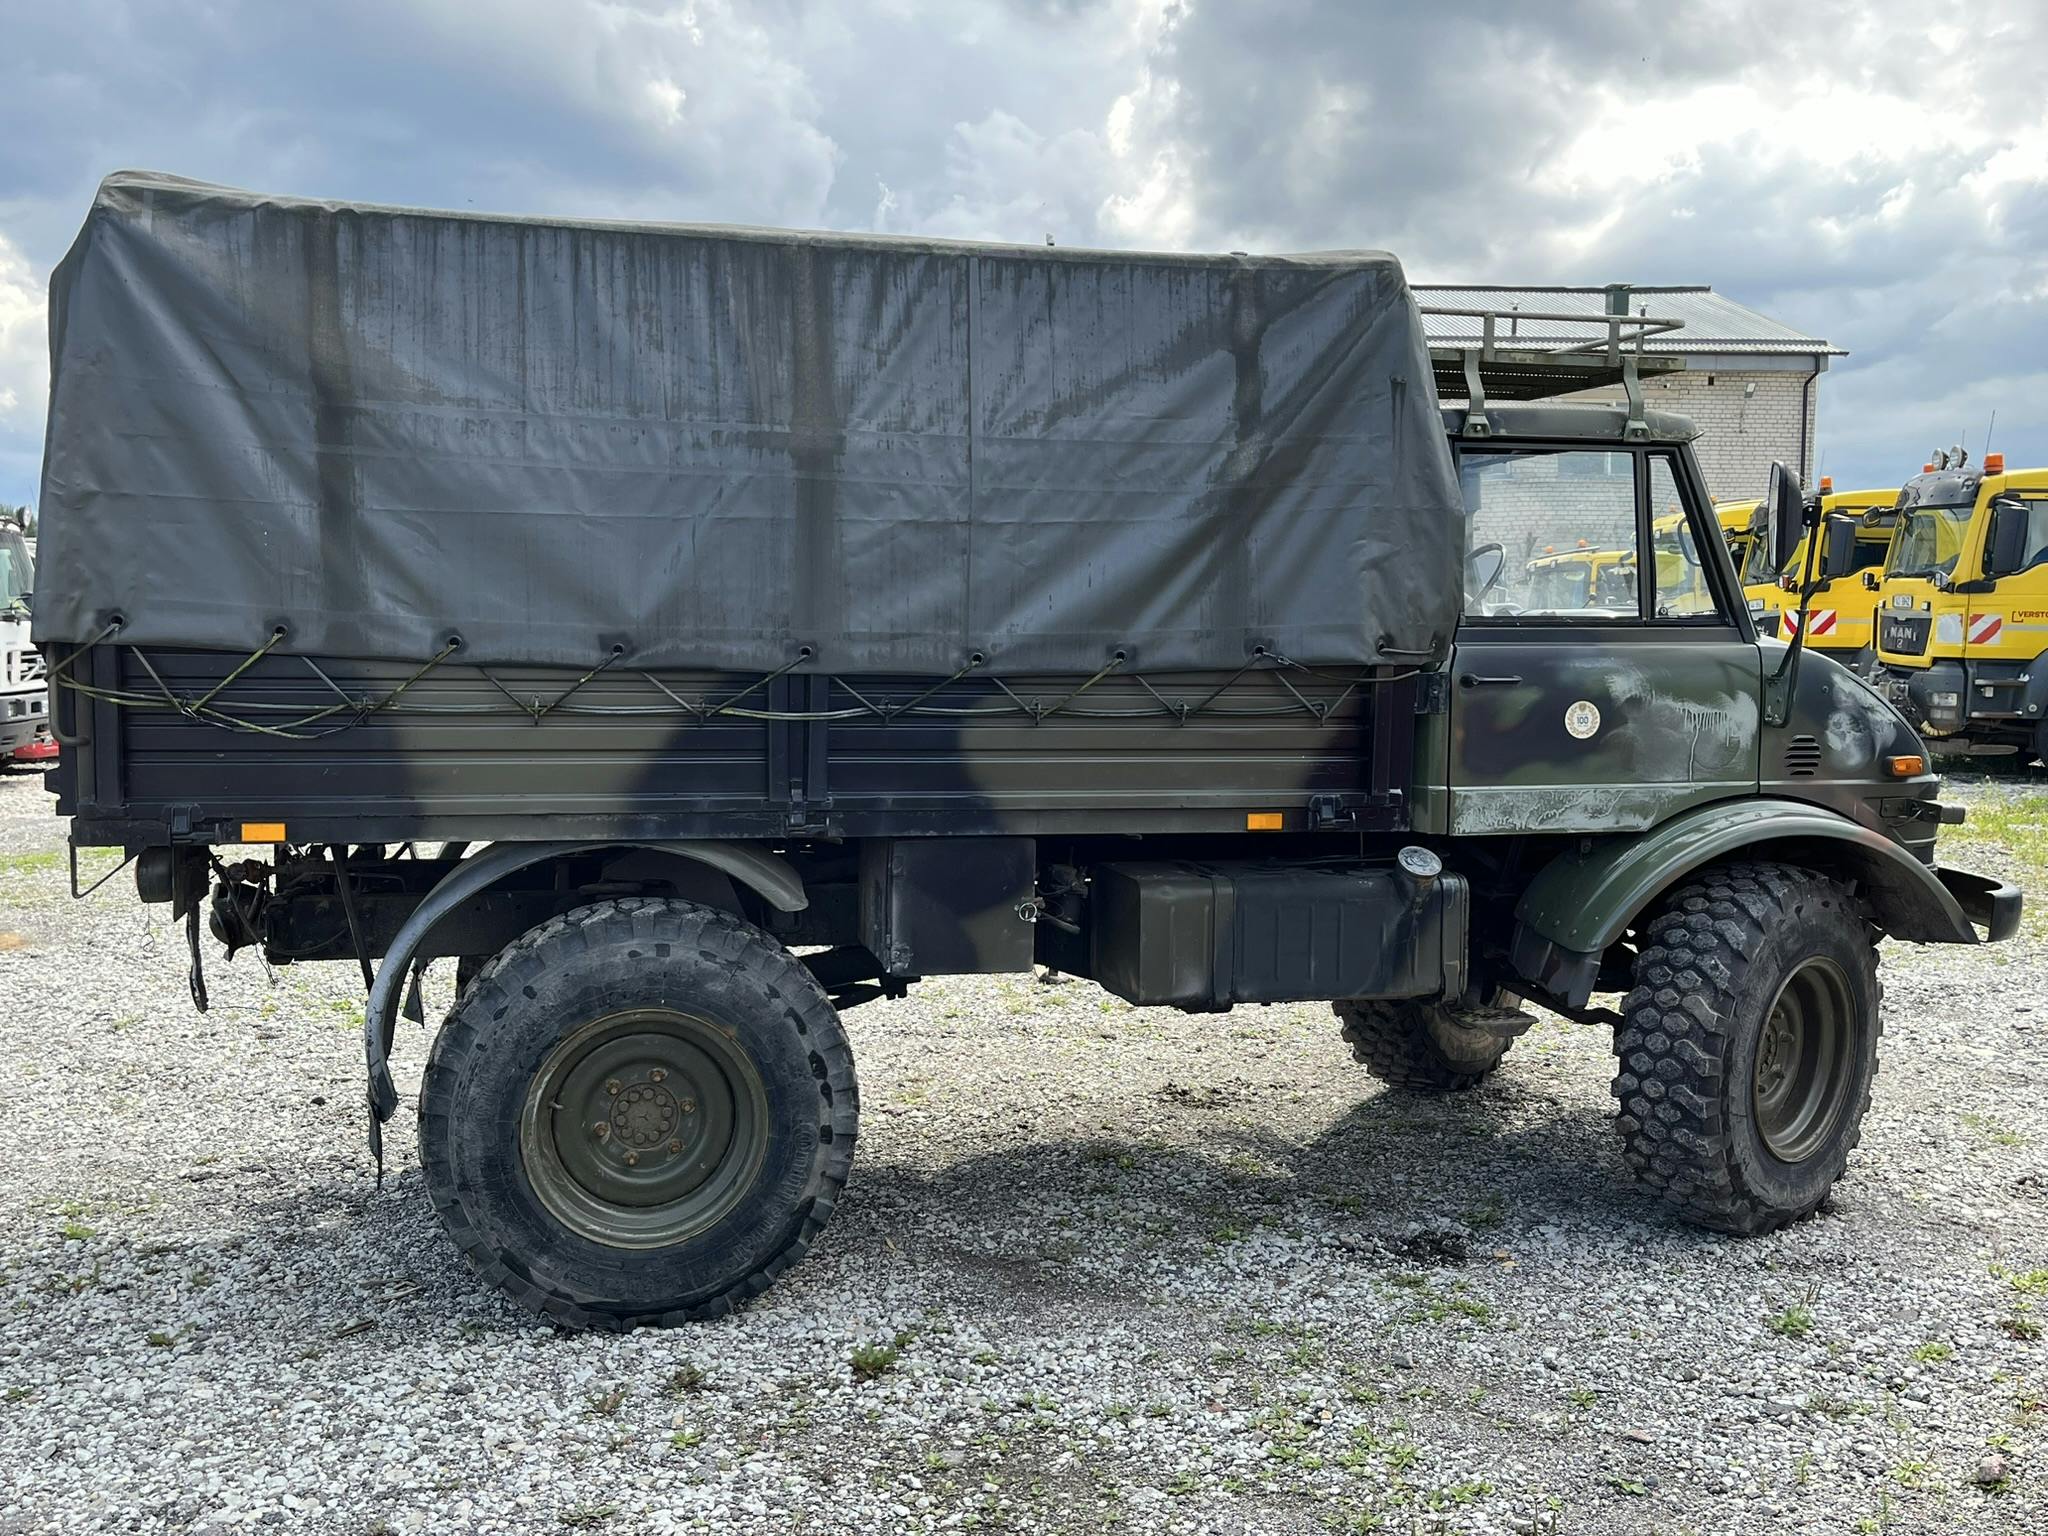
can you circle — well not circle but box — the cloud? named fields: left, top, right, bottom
left=0, top=233, right=47, bottom=504
left=1, top=0, right=2044, bottom=500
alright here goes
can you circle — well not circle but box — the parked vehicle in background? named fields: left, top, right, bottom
left=1749, top=481, right=1900, bottom=671
left=1872, top=450, right=2048, bottom=761
left=0, top=517, right=49, bottom=764
left=33, top=175, right=2022, bottom=1328
left=1717, top=499, right=1763, bottom=583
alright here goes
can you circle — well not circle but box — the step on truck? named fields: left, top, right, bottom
left=34, top=174, right=2021, bottom=1329
left=1872, top=448, right=2048, bottom=761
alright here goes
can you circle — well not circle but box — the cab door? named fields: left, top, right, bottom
left=1449, top=444, right=1760, bottom=834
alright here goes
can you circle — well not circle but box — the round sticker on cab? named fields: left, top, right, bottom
left=1564, top=700, right=1601, bottom=740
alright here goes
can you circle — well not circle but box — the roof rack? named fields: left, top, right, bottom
left=1420, top=304, right=1686, bottom=438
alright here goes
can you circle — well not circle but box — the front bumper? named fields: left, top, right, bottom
left=1936, top=867, right=2024, bottom=943
left=0, top=698, right=48, bottom=755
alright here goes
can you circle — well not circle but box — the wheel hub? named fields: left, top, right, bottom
left=518, top=1009, right=768, bottom=1249
left=1751, top=957, right=1858, bottom=1165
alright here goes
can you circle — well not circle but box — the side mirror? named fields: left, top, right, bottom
left=1765, top=461, right=1803, bottom=574
left=1819, top=516, right=1859, bottom=581
left=1861, top=569, right=1880, bottom=592
left=1986, top=496, right=2029, bottom=579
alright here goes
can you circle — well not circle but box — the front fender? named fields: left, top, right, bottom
left=1515, top=797, right=1988, bottom=973
left=362, top=839, right=806, bottom=1159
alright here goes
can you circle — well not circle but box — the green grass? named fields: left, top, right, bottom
left=1945, top=792, right=2048, bottom=869
left=1911, top=1340, right=1954, bottom=1364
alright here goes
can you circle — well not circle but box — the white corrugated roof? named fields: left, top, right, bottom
left=1414, top=284, right=1842, bottom=356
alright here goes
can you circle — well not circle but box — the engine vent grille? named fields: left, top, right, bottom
left=1785, top=735, right=1822, bottom=778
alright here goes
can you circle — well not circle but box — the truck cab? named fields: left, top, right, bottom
left=1748, top=482, right=1900, bottom=665
left=1873, top=452, right=2048, bottom=760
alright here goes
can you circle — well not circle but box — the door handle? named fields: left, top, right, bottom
left=1458, top=673, right=1523, bottom=688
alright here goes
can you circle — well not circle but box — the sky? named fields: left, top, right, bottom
left=3, top=0, right=2045, bottom=508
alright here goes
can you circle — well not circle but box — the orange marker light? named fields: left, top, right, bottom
left=1884, top=755, right=1926, bottom=778
left=1819, top=476, right=1833, bottom=492
left=1923, top=462, right=1935, bottom=473
left=240, top=821, right=288, bottom=843
left=1246, top=812, right=1284, bottom=831
left=1985, top=452, right=2006, bottom=475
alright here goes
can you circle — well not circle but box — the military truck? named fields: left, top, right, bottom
left=1871, top=449, right=2048, bottom=760
left=35, top=176, right=2019, bottom=1329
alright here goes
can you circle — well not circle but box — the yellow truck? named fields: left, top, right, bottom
left=1872, top=451, right=2048, bottom=760
left=1514, top=514, right=1714, bottom=616
left=1717, top=499, right=1762, bottom=583
left=1749, top=482, right=1900, bottom=667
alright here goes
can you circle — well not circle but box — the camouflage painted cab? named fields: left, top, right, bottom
left=36, top=182, right=2020, bottom=1328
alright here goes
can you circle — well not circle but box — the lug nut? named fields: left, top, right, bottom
left=625, top=1151, right=640, bottom=1166
left=668, top=1139, right=682, bottom=1154
left=605, top=1079, right=622, bottom=1096
left=680, top=1098, right=696, bottom=1114
left=650, top=1068, right=667, bottom=1083
left=592, top=1122, right=610, bottom=1140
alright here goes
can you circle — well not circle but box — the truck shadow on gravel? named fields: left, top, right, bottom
left=58, top=1078, right=1874, bottom=1342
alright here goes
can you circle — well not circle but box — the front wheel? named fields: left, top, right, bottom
left=418, top=897, right=858, bottom=1328
left=1614, top=863, right=1880, bottom=1235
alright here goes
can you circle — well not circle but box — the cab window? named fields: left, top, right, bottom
left=1460, top=448, right=1639, bottom=619
left=1648, top=455, right=1717, bottom=619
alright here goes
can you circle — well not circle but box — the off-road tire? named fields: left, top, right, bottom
left=418, top=897, right=858, bottom=1329
left=1334, top=998, right=1517, bottom=1093
left=1614, top=862, right=1880, bottom=1235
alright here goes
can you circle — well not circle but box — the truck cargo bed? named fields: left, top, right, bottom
left=52, top=645, right=1414, bottom=845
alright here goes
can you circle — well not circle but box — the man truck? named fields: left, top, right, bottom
left=1872, top=450, right=2048, bottom=760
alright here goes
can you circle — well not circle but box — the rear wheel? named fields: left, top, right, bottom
left=1334, top=996, right=1520, bottom=1093
left=418, top=897, right=857, bottom=1328
left=1614, top=862, right=1880, bottom=1234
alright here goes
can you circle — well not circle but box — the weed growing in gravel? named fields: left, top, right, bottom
left=1911, top=1340, right=1954, bottom=1363
left=56, top=1218, right=95, bottom=1242
left=668, top=1427, right=703, bottom=1449
left=559, top=1504, right=617, bottom=1529
left=145, top=1331, right=174, bottom=1348
left=1960, top=1112, right=2027, bottom=1148
left=1889, top=1459, right=1939, bottom=1491
left=850, top=1333, right=911, bottom=1381
left=1995, top=1266, right=2048, bottom=1296
left=1766, top=1292, right=1817, bottom=1339
left=1999, top=1306, right=2041, bottom=1342
left=1604, top=1475, right=1648, bottom=1497
left=585, top=1386, right=626, bottom=1417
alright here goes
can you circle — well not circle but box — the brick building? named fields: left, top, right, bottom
left=1416, top=284, right=1843, bottom=504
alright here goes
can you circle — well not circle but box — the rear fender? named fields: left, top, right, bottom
left=362, top=839, right=805, bottom=1160
left=1511, top=798, right=1984, bottom=1006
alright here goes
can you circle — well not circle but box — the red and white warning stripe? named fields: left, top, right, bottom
left=1969, top=612, right=2004, bottom=645
left=1784, top=608, right=1838, bottom=638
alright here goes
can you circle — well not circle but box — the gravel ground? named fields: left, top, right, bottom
left=0, top=764, right=2043, bottom=1536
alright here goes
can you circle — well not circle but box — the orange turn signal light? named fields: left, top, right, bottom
left=1246, top=812, right=1284, bottom=831
left=240, top=821, right=287, bottom=843
left=1884, top=755, right=1925, bottom=778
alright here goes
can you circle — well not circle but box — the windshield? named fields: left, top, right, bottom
left=0, top=528, right=31, bottom=610
left=1889, top=503, right=1972, bottom=579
